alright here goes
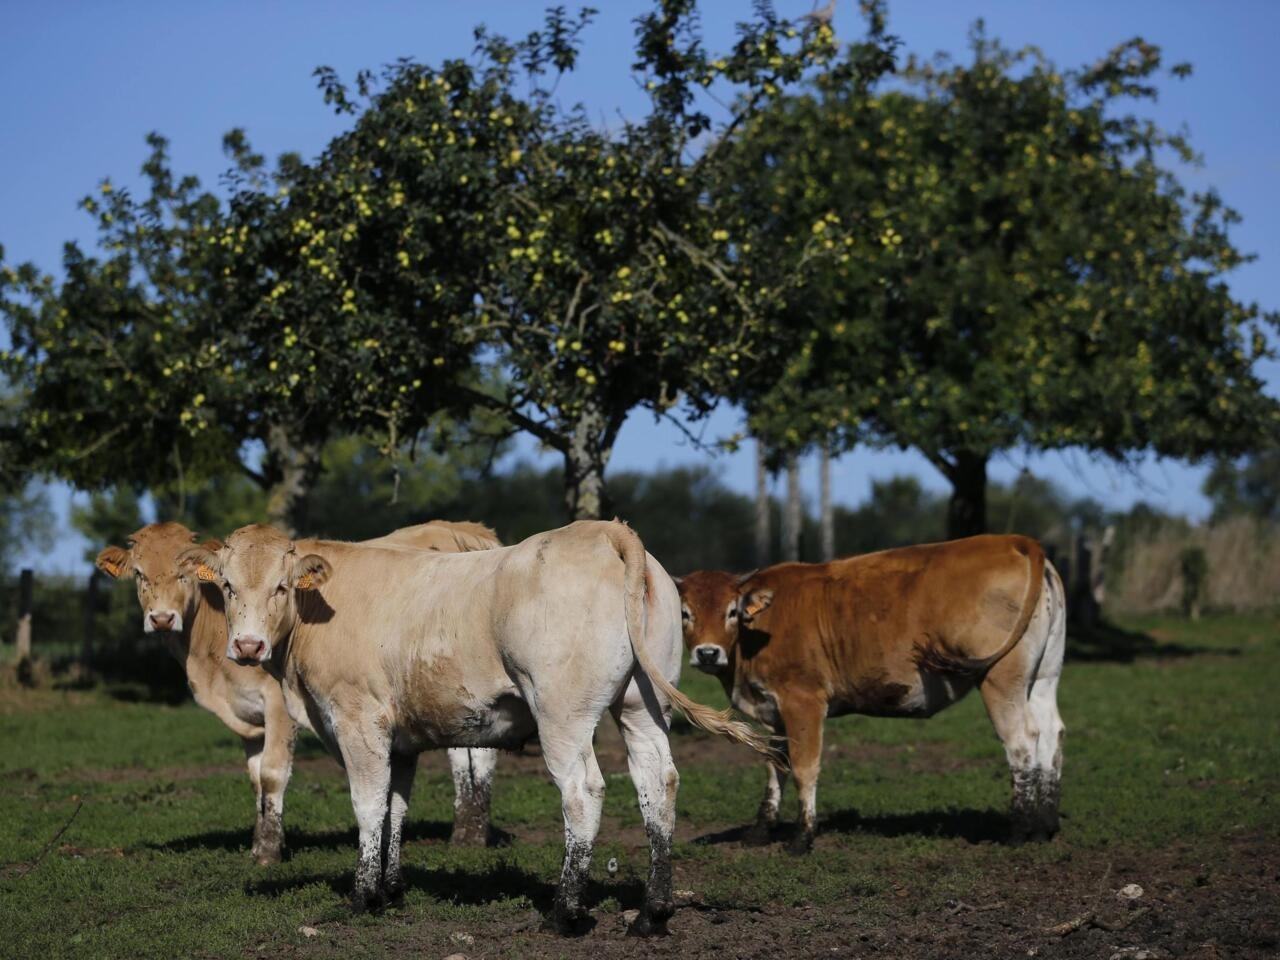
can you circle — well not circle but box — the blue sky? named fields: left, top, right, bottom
left=2, top=1, right=1277, bottom=571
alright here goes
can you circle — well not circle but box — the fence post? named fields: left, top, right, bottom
left=81, top=570, right=101, bottom=679
left=15, top=569, right=33, bottom=659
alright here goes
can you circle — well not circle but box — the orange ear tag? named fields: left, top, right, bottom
left=196, top=566, right=217, bottom=582
left=295, top=573, right=315, bottom=590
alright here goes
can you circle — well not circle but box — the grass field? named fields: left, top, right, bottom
left=1, top=612, right=1277, bottom=959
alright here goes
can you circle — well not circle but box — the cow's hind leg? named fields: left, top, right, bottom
left=980, top=654, right=1047, bottom=843
left=1026, top=577, right=1066, bottom=839
left=448, top=747, right=496, bottom=846
left=252, top=696, right=296, bottom=866
left=382, top=751, right=417, bottom=903
left=338, top=714, right=394, bottom=911
left=611, top=678, right=679, bottom=936
left=539, top=723, right=606, bottom=934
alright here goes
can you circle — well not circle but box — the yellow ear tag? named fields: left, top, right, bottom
left=295, top=573, right=314, bottom=590
left=196, top=565, right=217, bottom=582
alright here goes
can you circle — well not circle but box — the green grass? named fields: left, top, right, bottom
left=1, top=612, right=1276, bottom=958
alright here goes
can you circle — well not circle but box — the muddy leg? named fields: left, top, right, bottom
left=612, top=682, right=679, bottom=936
left=745, top=758, right=789, bottom=846
left=252, top=696, right=296, bottom=865
left=382, top=752, right=417, bottom=903
left=777, top=694, right=826, bottom=855
left=447, top=747, right=496, bottom=846
left=540, top=728, right=605, bottom=935
left=338, top=716, right=393, bottom=911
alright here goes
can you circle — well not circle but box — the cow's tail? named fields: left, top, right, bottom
left=917, top=537, right=1048, bottom=677
left=604, top=521, right=785, bottom=765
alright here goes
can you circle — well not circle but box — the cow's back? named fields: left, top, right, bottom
left=743, top=535, right=1045, bottom=710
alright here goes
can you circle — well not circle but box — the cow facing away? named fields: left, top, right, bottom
left=180, top=520, right=774, bottom=934
left=95, top=519, right=504, bottom=865
left=677, top=534, right=1066, bottom=854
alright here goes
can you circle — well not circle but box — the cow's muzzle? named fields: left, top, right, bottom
left=692, top=644, right=728, bottom=671
left=145, top=610, right=182, bottom=633
left=229, top=636, right=270, bottom=663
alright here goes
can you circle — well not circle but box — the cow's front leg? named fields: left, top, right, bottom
left=382, top=751, right=417, bottom=903
left=448, top=747, right=496, bottom=846
left=744, top=757, right=788, bottom=846
left=777, top=693, right=826, bottom=855
left=241, top=735, right=268, bottom=860
left=252, top=696, right=296, bottom=866
left=339, top=718, right=393, bottom=912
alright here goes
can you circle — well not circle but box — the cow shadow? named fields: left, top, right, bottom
left=144, top=818, right=455, bottom=857
left=244, top=856, right=646, bottom=919
left=1066, top=619, right=1238, bottom=664
left=692, top=807, right=1011, bottom=847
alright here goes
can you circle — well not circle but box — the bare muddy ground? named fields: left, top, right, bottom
left=253, top=830, right=1277, bottom=960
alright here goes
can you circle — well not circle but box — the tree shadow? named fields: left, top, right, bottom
left=1066, top=619, right=1239, bottom=663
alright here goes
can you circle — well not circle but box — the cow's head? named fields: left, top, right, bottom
left=96, top=522, right=218, bottom=634
left=675, top=569, right=774, bottom=674
left=179, top=524, right=330, bottom=665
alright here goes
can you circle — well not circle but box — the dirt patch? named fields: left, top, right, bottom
left=257, top=833, right=1280, bottom=960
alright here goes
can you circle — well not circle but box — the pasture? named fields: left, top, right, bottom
left=1, top=612, right=1276, bottom=960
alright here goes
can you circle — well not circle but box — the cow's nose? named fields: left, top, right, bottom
left=696, top=646, right=721, bottom=667
left=148, top=611, right=175, bottom=631
left=232, top=637, right=267, bottom=662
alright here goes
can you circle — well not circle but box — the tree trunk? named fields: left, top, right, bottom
left=943, top=449, right=988, bottom=540
left=754, top=439, right=771, bottom=567
left=562, top=400, right=618, bottom=521
left=262, top=423, right=321, bottom=534
left=819, top=447, right=835, bottom=561
left=783, top=453, right=802, bottom=562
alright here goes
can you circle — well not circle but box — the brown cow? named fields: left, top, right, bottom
left=95, top=519, right=502, bottom=864
left=677, top=534, right=1066, bottom=853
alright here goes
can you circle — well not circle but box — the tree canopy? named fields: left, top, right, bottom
left=722, top=23, right=1279, bottom=537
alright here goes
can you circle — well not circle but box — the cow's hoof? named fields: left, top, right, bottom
left=349, top=886, right=387, bottom=914
left=742, top=822, right=774, bottom=847
left=627, top=908, right=672, bottom=937
left=449, top=824, right=490, bottom=847
left=785, top=832, right=814, bottom=856
left=252, top=848, right=283, bottom=867
left=544, top=903, right=595, bottom=937
left=383, top=880, right=406, bottom=907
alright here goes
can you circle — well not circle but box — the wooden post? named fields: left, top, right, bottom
left=819, top=448, right=835, bottom=562
left=81, top=570, right=101, bottom=678
left=783, top=454, right=802, bottom=562
left=15, top=569, right=33, bottom=659
left=754, top=439, right=771, bottom=568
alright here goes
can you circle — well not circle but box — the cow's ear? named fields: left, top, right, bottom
left=198, top=538, right=223, bottom=553
left=95, top=546, right=132, bottom=579
left=739, top=588, right=774, bottom=624
left=178, top=545, right=221, bottom=583
left=291, top=554, right=332, bottom=591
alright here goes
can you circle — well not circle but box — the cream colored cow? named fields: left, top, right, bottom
left=96, top=520, right=502, bottom=864
left=181, top=519, right=773, bottom=934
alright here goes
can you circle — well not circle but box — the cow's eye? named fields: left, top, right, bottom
left=136, top=571, right=149, bottom=586
left=225, top=583, right=237, bottom=599
left=275, top=582, right=288, bottom=597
